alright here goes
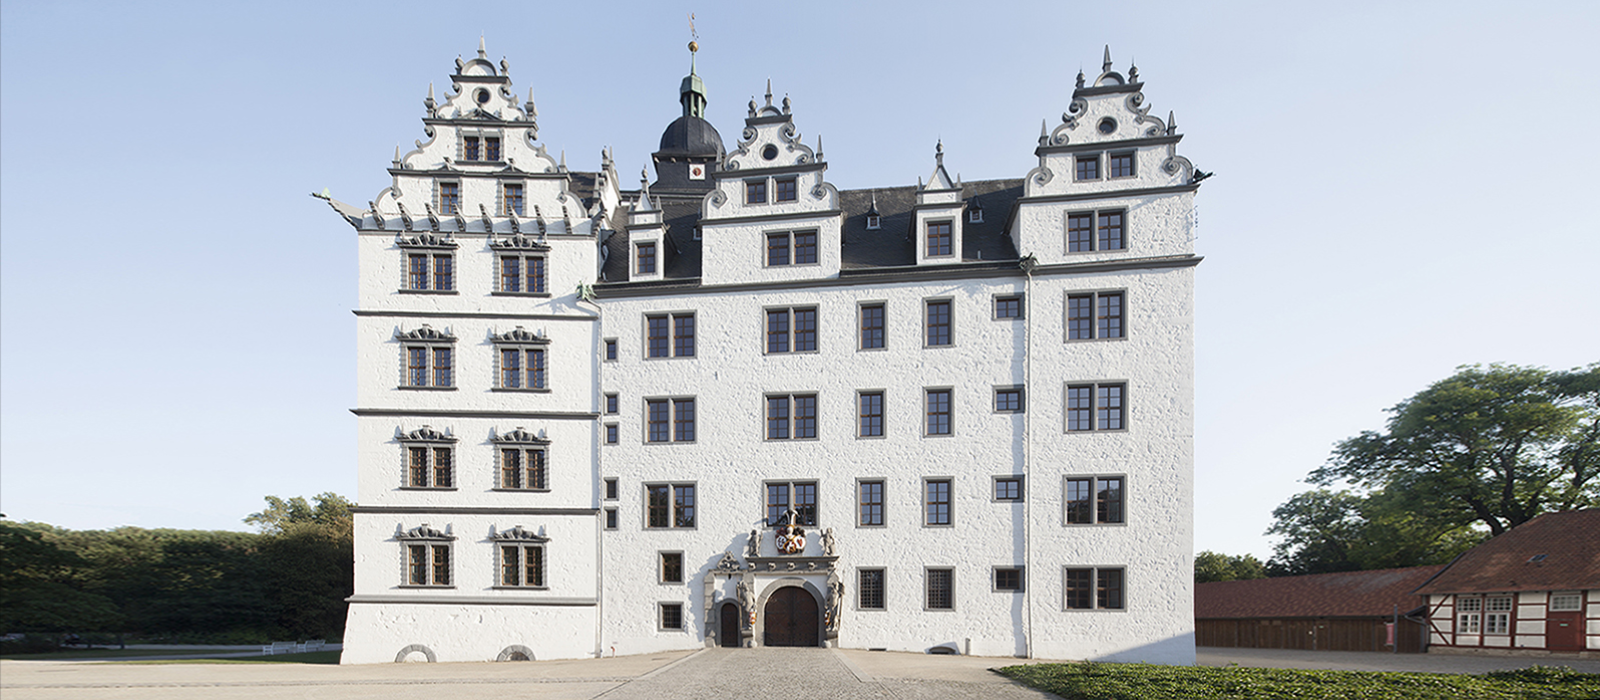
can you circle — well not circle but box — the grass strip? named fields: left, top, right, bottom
left=994, top=662, right=1600, bottom=700
left=107, top=651, right=342, bottom=665
left=1, top=648, right=246, bottom=661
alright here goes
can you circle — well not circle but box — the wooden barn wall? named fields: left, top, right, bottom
left=1196, top=618, right=1424, bottom=653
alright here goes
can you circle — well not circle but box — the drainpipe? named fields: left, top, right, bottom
left=1019, top=254, right=1038, bottom=658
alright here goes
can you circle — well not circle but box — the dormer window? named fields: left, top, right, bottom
left=866, top=215, right=881, bottom=230
left=969, top=207, right=984, bottom=224
left=775, top=178, right=798, bottom=202
left=636, top=242, right=657, bottom=275
left=746, top=180, right=768, bottom=204
left=926, top=221, right=953, bottom=258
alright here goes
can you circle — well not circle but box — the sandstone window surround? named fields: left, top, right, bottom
left=1065, top=209, right=1126, bottom=252
left=492, top=525, right=548, bottom=589
left=1066, top=382, right=1126, bottom=432
left=397, top=524, right=454, bottom=588
left=398, top=425, right=456, bottom=490
left=492, top=427, right=550, bottom=492
left=397, top=326, right=456, bottom=390
left=1064, top=475, right=1125, bottom=525
left=1063, top=567, right=1124, bottom=610
left=396, top=233, right=458, bottom=293
left=1067, top=291, right=1125, bottom=341
left=490, top=327, right=550, bottom=392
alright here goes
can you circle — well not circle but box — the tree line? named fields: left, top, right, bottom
left=1199, top=364, right=1598, bottom=582
left=0, top=493, right=352, bottom=647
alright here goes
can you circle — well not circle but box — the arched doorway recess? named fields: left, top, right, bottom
left=763, top=586, right=820, bottom=647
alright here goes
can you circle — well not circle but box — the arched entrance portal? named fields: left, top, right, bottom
left=719, top=601, right=741, bottom=648
left=763, top=586, right=820, bottom=647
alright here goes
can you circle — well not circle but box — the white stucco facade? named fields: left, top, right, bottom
left=328, top=43, right=1203, bottom=665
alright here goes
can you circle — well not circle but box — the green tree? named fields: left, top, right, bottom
left=245, top=493, right=353, bottom=534
left=248, top=493, right=355, bottom=639
left=1194, top=551, right=1266, bottom=583
left=0, top=522, right=123, bottom=632
left=1263, top=488, right=1485, bottom=576
left=1312, top=364, right=1600, bottom=536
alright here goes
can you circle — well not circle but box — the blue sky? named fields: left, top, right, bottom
left=2, top=0, right=1596, bottom=560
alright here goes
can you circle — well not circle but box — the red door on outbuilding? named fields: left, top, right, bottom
left=1547, top=611, right=1584, bottom=651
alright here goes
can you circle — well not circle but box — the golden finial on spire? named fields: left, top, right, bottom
left=687, top=13, right=698, bottom=53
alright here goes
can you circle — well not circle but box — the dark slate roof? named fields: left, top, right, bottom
left=1195, top=566, right=1443, bottom=620
left=656, top=116, right=725, bottom=158
left=1413, top=509, right=1600, bottom=595
left=598, top=177, right=1025, bottom=284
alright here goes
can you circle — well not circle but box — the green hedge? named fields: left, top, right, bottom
left=994, top=662, right=1600, bottom=700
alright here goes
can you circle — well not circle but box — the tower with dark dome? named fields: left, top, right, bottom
left=652, top=42, right=724, bottom=192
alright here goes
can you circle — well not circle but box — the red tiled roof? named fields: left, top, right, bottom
left=1413, top=508, right=1600, bottom=595
left=1195, top=566, right=1443, bottom=619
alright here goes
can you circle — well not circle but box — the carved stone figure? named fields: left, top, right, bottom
left=746, top=529, right=760, bottom=559
left=821, top=527, right=837, bottom=556
left=737, top=578, right=755, bottom=628
left=825, top=571, right=845, bottom=631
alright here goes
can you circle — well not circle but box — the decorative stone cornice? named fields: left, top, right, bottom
left=395, top=232, right=458, bottom=249
left=397, top=524, right=454, bottom=541
left=489, top=233, right=550, bottom=251
left=490, top=525, right=549, bottom=543
left=399, top=425, right=456, bottom=443
left=492, top=427, right=549, bottom=445
left=490, top=327, right=549, bottom=345
left=396, top=325, right=456, bottom=342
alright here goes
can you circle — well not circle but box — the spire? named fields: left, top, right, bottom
left=679, top=39, right=708, bottom=118
left=816, top=135, right=824, bottom=161
left=924, top=141, right=956, bottom=190
left=1039, top=119, right=1049, bottom=146
left=1102, top=45, right=1113, bottom=73
left=638, top=168, right=654, bottom=211
left=764, top=78, right=773, bottom=108
left=478, top=35, right=487, bottom=59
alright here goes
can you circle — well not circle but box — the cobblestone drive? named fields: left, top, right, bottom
left=603, top=648, right=1056, bottom=700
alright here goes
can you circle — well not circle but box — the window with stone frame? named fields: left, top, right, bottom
left=636, top=242, right=657, bottom=275
left=490, top=327, right=550, bottom=391
left=926, top=568, right=954, bottom=610
left=766, top=481, right=817, bottom=527
left=995, top=387, right=1025, bottom=413
left=645, top=398, right=695, bottom=443
left=462, top=135, right=502, bottom=162
left=994, top=567, right=1024, bottom=592
left=774, top=177, right=798, bottom=202
left=766, top=394, right=818, bottom=440
left=859, top=303, right=886, bottom=350
left=925, top=299, right=953, bottom=346
left=745, top=180, right=767, bottom=204
left=1108, top=151, right=1135, bottom=178
left=766, top=307, right=817, bottom=353
left=1067, top=291, right=1124, bottom=340
left=398, top=524, right=454, bottom=587
left=493, top=427, right=550, bottom=491
left=397, top=233, right=457, bottom=292
left=502, top=182, right=525, bottom=215
left=925, top=388, right=953, bottom=436
left=1065, top=476, right=1125, bottom=524
left=659, top=551, right=684, bottom=584
left=645, top=483, right=696, bottom=528
left=858, top=391, right=884, bottom=438
left=994, top=294, right=1023, bottom=320
left=399, top=426, right=456, bottom=489
left=993, top=476, right=1023, bottom=502
left=1066, top=382, right=1125, bottom=432
left=437, top=181, right=461, bottom=215
left=925, top=221, right=953, bottom=257
left=858, top=568, right=886, bottom=610
left=1074, top=154, right=1100, bottom=181
left=1063, top=567, right=1124, bottom=610
left=1065, top=209, right=1126, bottom=252
left=397, top=326, right=455, bottom=389
left=493, top=526, right=548, bottom=588
left=659, top=602, right=685, bottom=630
left=924, top=478, right=952, bottom=526
left=495, top=250, right=547, bottom=294
left=766, top=230, right=819, bottom=266
left=646, top=313, right=696, bottom=358
left=858, top=479, right=884, bottom=526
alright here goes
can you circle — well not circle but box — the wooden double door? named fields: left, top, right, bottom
left=763, top=587, right=820, bottom=647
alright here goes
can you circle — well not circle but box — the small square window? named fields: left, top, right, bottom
left=605, top=423, right=619, bottom=444
left=660, top=552, right=684, bottom=584
left=604, top=478, right=619, bottom=500
left=775, top=178, right=797, bottom=202
left=605, top=393, right=619, bottom=414
left=995, top=567, right=1024, bottom=592
left=995, top=387, right=1024, bottom=413
left=1075, top=154, right=1100, bottom=181
left=604, top=508, right=619, bottom=529
left=994, top=295, right=1022, bottom=319
left=660, top=603, right=684, bottom=630
left=969, top=208, right=983, bottom=223
left=994, top=477, right=1023, bottom=501
left=746, top=180, right=767, bottom=204
left=604, top=339, right=618, bottom=361
left=1109, top=152, right=1135, bottom=178
left=865, top=214, right=881, bottom=230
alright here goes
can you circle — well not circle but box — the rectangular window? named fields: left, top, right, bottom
left=433, top=255, right=453, bottom=291
left=463, top=137, right=480, bottom=161
left=499, top=544, right=545, bottom=587
left=604, top=508, right=618, bottom=529
left=1485, top=597, right=1512, bottom=635
left=925, top=388, right=952, bottom=436
left=763, top=230, right=820, bottom=266
left=1075, top=154, right=1100, bottom=181
left=498, top=255, right=546, bottom=294
left=859, top=480, right=884, bottom=526
left=1065, top=210, right=1127, bottom=252
left=1065, top=476, right=1125, bottom=524
left=660, top=603, right=684, bottom=630
left=775, top=177, right=797, bottom=202
left=674, top=398, right=695, bottom=442
left=646, top=484, right=696, bottom=528
left=765, top=307, right=816, bottom=353
left=636, top=242, right=657, bottom=275
left=405, top=446, right=454, bottom=488
left=925, top=221, right=953, bottom=257
left=1067, top=291, right=1125, bottom=340
left=646, top=398, right=696, bottom=443
left=604, top=339, right=618, bottom=361
left=503, top=183, right=525, bottom=215
left=498, top=348, right=546, bottom=390
left=406, top=543, right=451, bottom=586
left=925, top=300, right=952, bottom=346
left=995, top=567, right=1024, bottom=592
left=994, top=295, right=1022, bottom=319
left=1550, top=593, right=1582, bottom=611
left=438, top=182, right=460, bottom=215
left=765, top=394, right=818, bottom=440
left=605, top=423, right=619, bottom=444
left=404, top=346, right=453, bottom=388
left=1066, top=382, right=1125, bottom=432
left=793, top=231, right=817, bottom=265
left=925, top=479, right=952, bottom=526
left=926, top=568, right=954, bottom=610
left=605, top=393, right=620, bottom=415
left=767, top=232, right=790, bottom=267
left=660, top=552, right=684, bottom=584
left=994, top=477, right=1022, bottom=501
left=858, top=391, right=884, bottom=438
left=1109, top=152, right=1134, bottom=178
left=859, top=303, right=885, bottom=350
left=646, top=313, right=695, bottom=358
left=766, top=481, right=818, bottom=526
left=484, top=136, right=501, bottom=161
left=405, top=253, right=454, bottom=291
left=1064, top=567, right=1124, bottom=610
left=995, top=387, right=1024, bottom=413
left=746, top=180, right=767, bottom=204
left=604, top=477, right=619, bottom=500
left=859, top=569, right=886, bottom=610
left=499, top=447, right=547, bottom=490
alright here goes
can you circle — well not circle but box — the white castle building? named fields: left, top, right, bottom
left=323, top=40, right=1204, bottom=665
